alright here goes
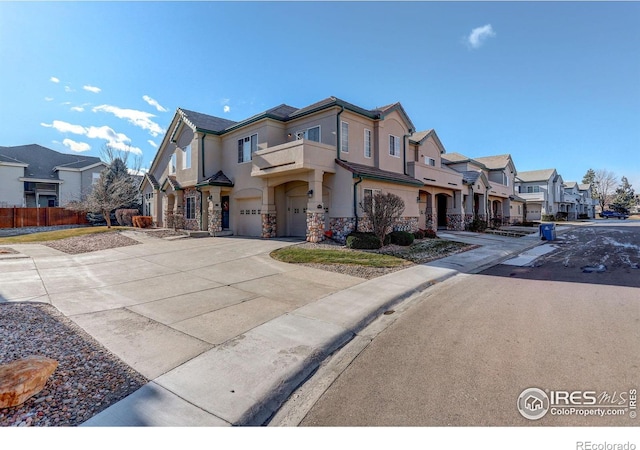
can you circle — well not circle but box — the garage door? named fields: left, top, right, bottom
left=236, top=198, right=262, bottom=237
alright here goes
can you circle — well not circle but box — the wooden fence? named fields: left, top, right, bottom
left=0, top=207, right=89, bottom=228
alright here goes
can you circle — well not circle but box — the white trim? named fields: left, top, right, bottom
left=19, top=177, right=64, bottom=184
left=389, top=135, right=400, bottom=158
left=340, top=121, right=349, bottom=153
left=54, top=161, right=107, bottom=172
left=0, top=161, right=29, bottom=168
left=364, top=128, right=372, bottom=158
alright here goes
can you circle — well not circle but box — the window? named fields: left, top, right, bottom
left=425, top=157, right=436, bottom=166
left=364, top=129, right=372, bottom=158
left=363, top=188, right=381, bottom=212
left=169, top=153, right=176, bottom=174
left=306, top=126, right=320, bottom=142
left=389, top=135, right=400, bottom=157
left=183, top=145, right=191, bottom=169
left=92, top=172, right=101, bottom=185
left=341, top=121, right=349, bottom=153
left=238, top=133, right=258, bottom=163
left=186, top=197, right=195, bottom=220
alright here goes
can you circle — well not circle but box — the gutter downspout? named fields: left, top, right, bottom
left=336, top=105, right=345, bottom=161
left=354, top=176, right=364, bottom=232
left=200, top=133, right=206, bottom=179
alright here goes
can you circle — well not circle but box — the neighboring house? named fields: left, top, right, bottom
left=442, top=153, right=521, bottom=225
left=141, top=96, right=476, bottom=242
left=563, top=181, right=595, bottom=220
left=515, top=169, right=565, bottom=221
left=0, top=144, right=107, bottom=207
left=578, top=184, right=597, bottom=218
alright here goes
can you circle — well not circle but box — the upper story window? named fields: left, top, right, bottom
left=341, top=121, right=349, bottom=153
left=526, top=185, right=541, bottom=193
left=169, top=153, right=177, bottom=174
left=92, top=172, right=101, bottom=185
left=238, top=133, right=258, bottom=163
left=183, top=145, right=191, bottom=169
left=425, top=157, right=436, bottom=167
left=389, top=135, right=400, bottom=157
left=364, top=129, right=372, bottom=158
left=295, top=126, right=320, bottom=142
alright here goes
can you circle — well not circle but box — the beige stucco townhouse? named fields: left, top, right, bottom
left=141, top=97, right=472, bottom=242
left=442, top=153, right=522, bottom=226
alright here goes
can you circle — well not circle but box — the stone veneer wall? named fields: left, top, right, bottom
left=306, top=211, right=325, bottom=243
left=261, top=213, right=276, bottom=238
left=392, top=216, right=419, bottom=233
left=208, top=202, right=222, bottom=235
left=329, top=216, right=419, bottom=243
left=463, top=214, right=474, bottom=229
left=182, top=188, right=201, bottom=231
left=446, top=214, right=463, bottom=231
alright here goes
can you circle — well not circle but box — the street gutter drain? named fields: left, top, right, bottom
left=383, top=310, right=395, bottom=315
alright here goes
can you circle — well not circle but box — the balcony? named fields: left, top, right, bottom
left=406, top=161, right=462, bottom=190
left=517, top=191, right=547, bottom=202
left=251, top=140, right=337, bottom=178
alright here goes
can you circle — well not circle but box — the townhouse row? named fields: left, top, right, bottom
left=139, top=96, right=596, bottom=242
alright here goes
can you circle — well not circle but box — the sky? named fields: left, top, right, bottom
left=1, top=1, right=639, bottom=190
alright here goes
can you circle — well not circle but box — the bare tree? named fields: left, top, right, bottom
left=100, top=145, right=143, bottom=175
left=592, top=169, right=618, bottom=212
left=67, top=155, right=140, bottom=228
left=362, top=192, right=405, bottom=246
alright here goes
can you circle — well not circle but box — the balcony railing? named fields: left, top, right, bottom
left=406, top=161, right=462, bottom=190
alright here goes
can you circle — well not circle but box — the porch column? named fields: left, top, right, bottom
left=261, top=186, right=276, bottom=238
left=448, top=190, right=464, bottom=230
left=207, top=187, right=222, bottom=235
left=306, top=170, right=325, bottom=243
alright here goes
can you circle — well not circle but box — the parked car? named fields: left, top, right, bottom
left=599, top=210, right=629, bottom=219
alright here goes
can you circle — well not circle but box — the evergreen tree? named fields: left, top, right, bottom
left=611, top=176, right=635, bottom=212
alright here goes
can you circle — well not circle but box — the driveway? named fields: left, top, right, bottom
left=1, top=235, right=364, bottom=380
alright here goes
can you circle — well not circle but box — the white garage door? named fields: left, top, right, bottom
left=236, top=198, right=262, bottom=237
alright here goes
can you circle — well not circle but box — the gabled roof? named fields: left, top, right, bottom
left=196, top=170, right=234, bottom=187
left=473, top=154, right=512, bottom=170
left=461, top=170, right=481, bottom=184
left=564, top=181, right=578, bottom=189
left=408, top=129, right=446, bottom=154
left=160, top=175, right=182, bottom=192
left=142, top=172, right=159, bottom=189
left=516, top=169, right=556, bottom=183
left=0, top=144, right=103, bottom=179
left=441, top=152, right=476, bottom=165
left=578, top=183, right=591, bottom=191
left=336, top=159, right=423, bottom=187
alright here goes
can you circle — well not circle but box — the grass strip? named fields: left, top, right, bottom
left=271, top=247, right=409, bottom=268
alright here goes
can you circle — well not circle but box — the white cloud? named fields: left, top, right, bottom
left=50, top=77, right=59, bottom=83
left=143, top=95, right=168, bottom=112
left=467, top=24, right=496, bottom=49
left=64, top=86, right=75, bottom=93
left=148, top=140, right=158, bottom=148
left=62, top=138, right=91, bottom=153
left=223, top=105, right=231, bottom=113
left=41, top=120, right=142, bottom=155
left=83, top=85, right=101, bottom=94
left=70, top=106, right=84, bottom=112
left=41, top=120, right=86, bottom=135
left=92, top=104, right=165, bottom=137
left=44, top=97, right=54, bottom=102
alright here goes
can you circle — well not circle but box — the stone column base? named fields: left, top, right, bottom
left=306, top=211, right=325, bottom=243
left=261, top=213, right=276, bottom=238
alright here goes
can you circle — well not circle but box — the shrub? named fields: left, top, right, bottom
left=541, top=214, right=555, bottom=222
left=578, top=213, right=589, bottom=220
left=555, top=212, right=568, bottom=221
left=424, top=228, right=438, bottom=239
left=466, top=218, right=487, bottom=232
left=413, top=229, right=426, bottom=240
left=388, top=231, right=415, bottom=246
left=346, top=232, right=382, bottom=250
left=133, top=216, right=153, bottom=228
left=115, top=208, right=140, bottom=227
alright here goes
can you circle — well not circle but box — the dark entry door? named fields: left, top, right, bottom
left=437, top=195, right=448, bottom=228
left=222, top=196, right=230, bottom=229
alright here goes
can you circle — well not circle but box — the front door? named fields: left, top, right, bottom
left=288, top=195, right=307, bottom=237
left=437, top=194, right=448, bottom=228
left=221, top=196, right=230, bottom=229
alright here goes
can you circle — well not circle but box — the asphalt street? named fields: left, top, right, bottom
left=295, top=222, right=640, bottom=426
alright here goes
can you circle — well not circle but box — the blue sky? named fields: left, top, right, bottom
left=1, top=1, right=639, bottom=189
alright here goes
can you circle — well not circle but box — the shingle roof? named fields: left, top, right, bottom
left=579, top=183, right=591, bottom=191
left=143, top=172, right=160, bottom=189
left=336, top=159, right=423, bottom=187
left=198, top=170, right=234, bottom=187
left=564, top=181, right=578, bottom=189
left=441, top=152, right=472, bottom=164
left=409, top=129, right=434, bottom=144
left=461, top=170, right=481, bottom=184
left=473, top=154, right=512, bottom=170
left=178, top=108, right=238, bottom=133
left=516, top=169, right=556, bottom=182
left=0, top=144, right=102, bottom=179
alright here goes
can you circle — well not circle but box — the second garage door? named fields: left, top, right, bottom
left=236, top=198, right=262, bottom=236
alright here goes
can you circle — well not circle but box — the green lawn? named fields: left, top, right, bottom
left=0, top=226, right=128, bottom=244
left=270, top=247, right=410, bottom=268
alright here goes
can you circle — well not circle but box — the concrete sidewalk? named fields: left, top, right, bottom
left=1, top=227, right=568, bottom=426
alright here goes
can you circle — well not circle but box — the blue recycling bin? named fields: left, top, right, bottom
left=539, top=223, right=556, bottom=241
